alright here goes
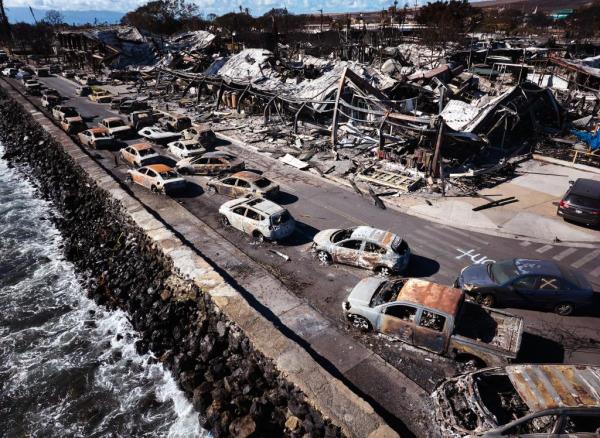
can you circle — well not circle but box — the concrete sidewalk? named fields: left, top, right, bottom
left=401, top=160, right=600, bottom=246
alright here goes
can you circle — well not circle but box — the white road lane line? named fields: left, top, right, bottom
left=571, top=250, right=600, bottom=269
left=520, top=241, right=531, bottom=247
left=423, top=225, right=478, bottom=247
left=589, top=265, right=600, bottom=278
left=553, top=247, right=578, bottom=261
left=536, top=244, right=553, bottom=254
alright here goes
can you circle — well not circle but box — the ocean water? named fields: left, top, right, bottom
left=0, top=143, right=206, bottom=438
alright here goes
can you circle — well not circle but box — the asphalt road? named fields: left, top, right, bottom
left=22, top=75, right=600, bottom=376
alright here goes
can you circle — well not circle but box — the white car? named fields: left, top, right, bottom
left=138, top=126, right=181, bottom=143
left=1, top=67, right=17, bottom=77
left=219, top=197, right=295, bottom=243
left=120, top=143, right=160, bottom=167
left=127, top=164, right=186, bottom=194
left=167, top=139, right=204, bottom=159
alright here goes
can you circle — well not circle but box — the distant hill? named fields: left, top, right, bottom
left=5, top=7, right=124, bottom=25
left=472, top=0, right=590, bottom=11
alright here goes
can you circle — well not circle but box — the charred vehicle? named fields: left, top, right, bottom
left=433, top=364, right=600, bottom=437
left=456, top=259, right=593, bottom=316
left=343, top=278, right=523, bottom=367
left=313, top=226, right=410, bottom=276
left=207, top=171, right=279, bottom=199
left=219, top=197, right=295, bottom=243
left=126, top=164, right=186, bottom=194
left=176, top=152, right=244, bottom=176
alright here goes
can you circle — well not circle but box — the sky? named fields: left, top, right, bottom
left=4, top=0, right=421, bottom=17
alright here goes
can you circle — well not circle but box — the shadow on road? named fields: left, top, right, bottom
left=517, top=332, right=564, bottom=364
left=176, top=181, right=204, bottom=198
left=408, top=254, right=440, bottom=277
left=280, top=221, right=319, bottom=246
left=276, top=191, right=298, bottom=205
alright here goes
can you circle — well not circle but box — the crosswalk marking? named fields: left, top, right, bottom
left=553, top=247, right=578, bottom=261
left=571, top=250, right=600, bottom=269
left=536, top=244, right=553, bottom=254
left=438, top=225, right=489, bottom=245
left=423, top=225, right=473, bottom=246
left=589, top=265, right=600, bottom=278
left=520, top=241, right=531, bottom=247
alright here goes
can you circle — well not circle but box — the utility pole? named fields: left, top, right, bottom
left=0, top=0, right=12, bottom=48
left=319, top=8, right=323, bottom=33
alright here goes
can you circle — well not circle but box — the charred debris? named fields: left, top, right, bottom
left=52, top=26, right=600, bottom=201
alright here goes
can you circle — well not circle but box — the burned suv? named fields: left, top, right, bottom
left=433, top=364, right=600, bottom=437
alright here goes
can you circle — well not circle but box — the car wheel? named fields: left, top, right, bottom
left=317, top=250, right=331, bottom=265
left=554, top=302, right=574, bottom=316
left=125, top=175, right=133, bottom=184
left=478, top=293, right=496, bottom=308
left=220, top=215, right=230, bottom=227
left=151, top=185, right=160, bottom=194
left=252, top=232, right=264, bottom=244
left=207, top=185, right=217, bottom=195
left=349, top=315, right=371, bottom=332
left=376, top=266, right=391, bottom=277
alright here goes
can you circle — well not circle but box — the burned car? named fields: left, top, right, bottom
left=313, top=226, right=410, bottom=276
left=99, top=117, right=134, bottom=139
left=167, top=139, right=204, bottom=159
left=433, top=364, right=600, bottom=437
left=343, top=278, right=523, bottom=367
left=207, top=171, right=279, bottom=199
left=120, top=143, right=160, bottom=167
left=456, top=259, right=593, bottom=316
left=219, top=197, right=295, bottom=243
left=78, top=128, right=114, bottom=149
left=176, top=152, right=244, bottom=176
left=126, top=164, right=186, bottom=194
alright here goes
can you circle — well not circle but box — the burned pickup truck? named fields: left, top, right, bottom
left=433, top=364, right=600, bottom=437
left=343, top=278, right=523, bottom=367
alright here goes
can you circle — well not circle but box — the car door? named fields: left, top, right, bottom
left=193, top=157, right=209, bottom=173
left=509, top=275, right=540, bottom=307
left=534, top=276, right=564, bottom=310
left=331, top=239, right=364, bottom=266
left=243, top=208, right=264, bottom=235
left=218, top=178, right=237, bottom=196
left=360, top=241, right=386, bottom=269
left=132, top=168, right=147, bottom=186
left=378, top=304, right=417, bottom=344
left=228, top=206, right=246, bottom=231
left=413, top=309, right=447, bottom=354
left=213, top=158, right=228, bottom=174
left=235, top=178, right=252, bottom=197
left=144, top=169, right=158, bottom=188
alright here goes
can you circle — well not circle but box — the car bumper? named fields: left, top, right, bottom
left=558, top=208, right=600, bottom=226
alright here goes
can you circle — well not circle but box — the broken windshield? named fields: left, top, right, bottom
left=160, top=171, right=179, bottom=179
left=332, top=228, right=354, bottom=243
left=474, top=372, right=529, bottom=427
left=138, top=148, right=156, bottom=157
left=272, top=211, right=291, bottom=225
left=369, top=280, right=404, bottom=307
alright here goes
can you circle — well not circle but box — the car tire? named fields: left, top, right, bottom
left=207, top=185, right=217, bottom=195
left=478, top=293, right=496, bottom=308
left=252, top=232, right=264, bottom=244
left=554, top=302, right=574, bottom=316
left=220, top=215, right=230, bottom=227
left=349, top=315, right=371, bottom=332
left=125, top=175, right=133, bottom=184
left=151, top=185, right=160, bottom=194
left=317, top=250, right=331, bottom=265
left=376, top=266, right=392, bottom=277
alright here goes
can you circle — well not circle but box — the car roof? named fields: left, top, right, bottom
left=506, top=364, right=600, bottom=412
left=243, top=197, right=285, bottom=215
left=570, top=178, right=600, bottom=200
left=103, top=117, right=122, bottom=122
left=350, top=226, right=399, bottom=247
left=231, top=171, right=263, bottom=182
left=146, top=164, right=172, bottom=173
left=514, top=259, right=561, bottom=276
left=202, top=152, right=231, bottom=158
left=131, top=143, right=153, bottom=151
left=397, top=279, right=463, bottom=315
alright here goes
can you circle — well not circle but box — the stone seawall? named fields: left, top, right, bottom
left=0, top=82, right=398, bottom=438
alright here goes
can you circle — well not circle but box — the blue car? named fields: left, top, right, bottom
left=455, top=258, right=594, bottom=316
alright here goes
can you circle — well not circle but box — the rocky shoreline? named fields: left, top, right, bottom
left=0, top=87, right=342, bottom=438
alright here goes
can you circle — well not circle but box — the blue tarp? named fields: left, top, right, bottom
left=571, top=129, right=600, bottom=151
